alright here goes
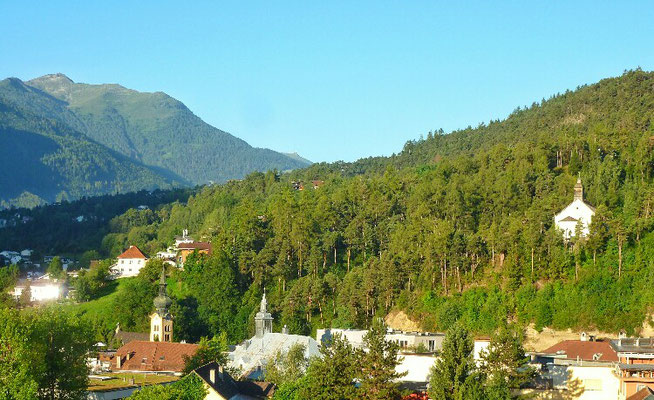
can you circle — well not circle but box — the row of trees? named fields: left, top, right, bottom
left=262, top=320, right=532, bottom=400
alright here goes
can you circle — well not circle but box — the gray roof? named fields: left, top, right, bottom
left=618, top=363, right=654, bottom=371
left=611, top=338, right=654, bottom=354
left=228, top=332, right=320, bottom=379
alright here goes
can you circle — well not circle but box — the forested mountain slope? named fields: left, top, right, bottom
left=74, top=69, right=654, bottom=342
left=25, top=74, right=311, bottom=184
left=0, top=81, right=180, bottom=207
left=6, top=70, right=654, bottom=344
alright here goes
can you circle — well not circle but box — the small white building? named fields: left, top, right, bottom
left=110, top=246, right=148, bottom=278
left=12, top=279, right=64, bottom=302
left=174, top=229, right=194, bottom=247
left=554, top=178, right=595, bottom=239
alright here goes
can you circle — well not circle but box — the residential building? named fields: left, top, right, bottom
left=317, top=328, right=450, bottom=389
left=177, top=242, right=212, bottom=265
left=317, top=328, right=446, bottom=353
left=554, top=177, right=595, bottom=239
left=228, top=293, right=320, bottom=379
left=611, top=337, right=654, bottom=399
left=12, top=279, right=65, bottom=302
left=524, top=335, right=619, bottom=400
left=112, top=340, right=198, bottom=374
left=193, top=361, right=275, bottom=399
left=111, top=246, right=148, bottom=278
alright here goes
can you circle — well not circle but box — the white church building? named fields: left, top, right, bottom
left=554, top=177, right=595, bottom=239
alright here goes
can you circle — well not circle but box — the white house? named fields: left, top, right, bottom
left=554, top=178, right=595, bottom=239
left=111, top=246, right=148, bottom=278
left=12, top=279, right=64, bottom=302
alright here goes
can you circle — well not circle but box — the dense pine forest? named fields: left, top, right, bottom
left=5, top=69, right=654, bottom=344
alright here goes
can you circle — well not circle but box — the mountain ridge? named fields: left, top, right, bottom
left=0, top=74, right=311, bottom=208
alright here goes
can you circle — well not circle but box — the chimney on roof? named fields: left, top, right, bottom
left=282, top=325, right=289, bottom=335
left=580, top=332, right=588, bottom=342
left=209, top=368, right=216, bottom=384
left=619, top=330, right=627, bottom=339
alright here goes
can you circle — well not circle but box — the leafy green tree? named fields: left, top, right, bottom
left=479, top=325, right=534, bottom=395
left=182, top=333, right=229, bottom=374
left=47, top=256, right=65, bottom=280
left=357, top=320, right=405, bottom=400
left=19, top=282, right=32, bottom=308
left=112, top=278, right=157, bottom=331
left=0, top=307, right=94, bottom=400
left=300, top=334, right=359, bottom=400
left=265, top=343, right=308, bottom=387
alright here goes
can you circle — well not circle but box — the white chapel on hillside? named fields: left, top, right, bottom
left=554, top=177, right=595, bottom=239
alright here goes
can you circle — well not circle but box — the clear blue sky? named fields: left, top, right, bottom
left=1, top=2, right=654, bottom=163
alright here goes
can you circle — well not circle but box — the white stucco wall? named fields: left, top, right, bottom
left=568, top=365, right=619, bottom=400
left=13, top=284, right=62, bottom=302
left=112, top=258, right=146, bottom=278
left=554, top=199, right=595, bottom=239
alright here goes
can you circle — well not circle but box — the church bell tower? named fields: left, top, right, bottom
left=150, top=267, right=173, bottom=342
left=255, top=291, right=273, bottom=338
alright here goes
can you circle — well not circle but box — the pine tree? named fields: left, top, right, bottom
left=357, top=319, right=406, bottom=400
left=428, top=323, right=476, bottom=400
left=300, top=333, right=359, bottom=400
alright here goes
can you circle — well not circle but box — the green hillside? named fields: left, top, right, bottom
left=26, top=74, right=311, bottom=184
left=6, top=70, right=654, bottom=343
left=0, top=87, right=180, bottom=206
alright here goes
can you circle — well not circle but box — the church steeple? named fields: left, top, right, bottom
left=574, top=176, right=584, bottom=201
left=255, top=290, right=273, bottom=338
left=150, top=267, right=173, bottom=342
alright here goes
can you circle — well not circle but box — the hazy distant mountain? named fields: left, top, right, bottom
left=0, top=74, right=311, bottom=208
left=26, top=74, right=311, bottom=184
left=0, top=78, right=179, bottom=207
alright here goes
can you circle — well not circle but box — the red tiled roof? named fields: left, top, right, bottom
left=178, top=242, right=212, bottom=252
left=542, top=340, right=618, bottom=362
left=117, top=245, right=147, bottom=259
left=114, top=341, right=198, bottom=372
left=627, top=386, right=654, bottom=400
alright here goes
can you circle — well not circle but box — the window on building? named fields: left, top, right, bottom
left=428, top=340, right=435, bottom=351
left=164, top=334, right=170, bottom=341
left=584, top=379, right=602, bottom=391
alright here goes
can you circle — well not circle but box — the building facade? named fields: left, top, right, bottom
left=554, top=178, right=596, bottom=239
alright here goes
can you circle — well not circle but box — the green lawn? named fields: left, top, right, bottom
left=88, top=372, right=178, bottom=391
left=61, top=277, right=136, bottom=332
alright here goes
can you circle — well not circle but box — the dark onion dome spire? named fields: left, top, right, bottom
left=153, top=266, right=172, bottom=315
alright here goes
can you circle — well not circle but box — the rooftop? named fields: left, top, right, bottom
left=541, top=340, right=618, bottom=362
left=117, top=245, right=147, bottom=259
left=177, top=242, right=212, bottom=252
left=229, top=332, right=320, bottom=379
left=194, top=361, right=274, bottom=399
left=611, top=338, right=654, bottom=354
left=114, top=341, right=198, bottom=373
